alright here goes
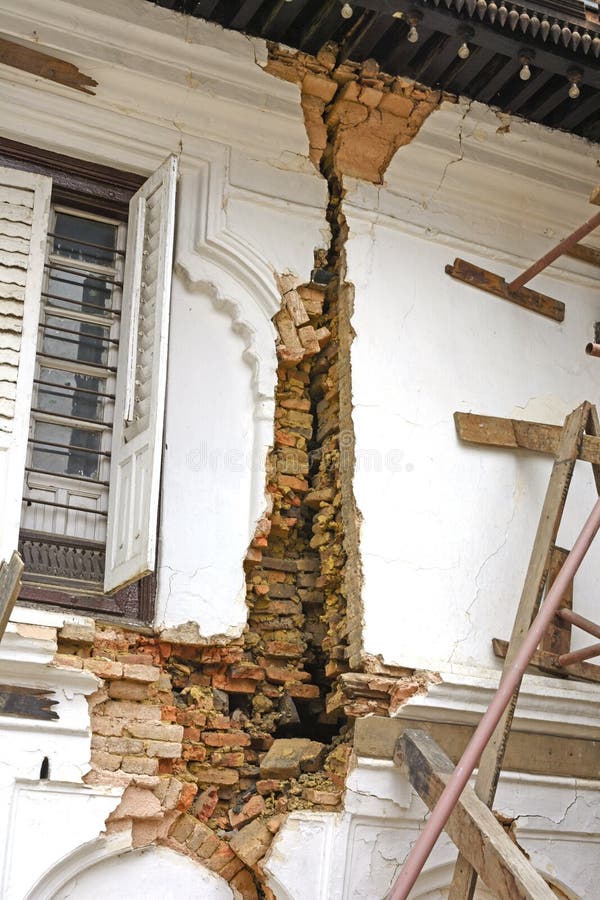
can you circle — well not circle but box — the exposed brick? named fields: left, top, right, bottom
left=84, top=658, right=123, bottom=679
left=112, top=786, right=162, bottom=820
left=201, top=731, right=251, bottom=748
left=230, top=819, right=272, bottom=867
left=101, top=701, right=162, bottom=721
left=206, top=843, right=236, bottom=874
left=91, top=715, right=124, bottom=736
left=127, top=722, right=184, bottom=742
left=302, top=788, right=342, bottom=805
left=170, top=813, right=196, bottom=843
left=144, top=740, right=182, bottom=758
left=105, top=737, right=144, bottom=755
left=108, top=681, right=156, bottom=701
left=121, top=756, right=159, bottom=776
left=230, top=869, right=259, bottom=900
left=228, top=794, right=265, bottom=828
left=91, top=750, right=121, bottom=771
left=59, top=622, right=95, bottom=643
left=53, top=653, right=83, bottom=669
left=190, top=766, right=239, bottom=786
left=122, top=663, right=160, bottom=683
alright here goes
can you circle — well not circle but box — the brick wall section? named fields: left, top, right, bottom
left=53, top=275, right=352, bottom=896
left=266, top=43, right=446, bottom=713
left=265, top=43, right=446, bottom=185
left=46, top=43, right=448, bottom=894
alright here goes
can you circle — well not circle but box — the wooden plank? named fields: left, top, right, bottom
left=0, top=683, right=58, bottom=721
left=445, top=258, right=565, bottom=322
left=450, top=403, right=590, bottom=900
left=395, top=730, right=556, bottom=900
left=0, top=36, right=97, bottom=94
left=540, top=547, right=572, bottom=663
left=0, top=551, right=23, bottom=641
left=354, top=715, right=600, bottom=781
left=454, top=412, right=600, bottom=465
left=567, top=243, right=600, bottom=267
left=493, top=639, right=600, bottom=683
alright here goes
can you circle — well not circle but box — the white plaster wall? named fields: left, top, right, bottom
left=157, top=276, right=257, bottom=637
left=346, top=100, right=600, bottom=673
left=0, top=614, right=123, bottom=900
left=51, top=845, right=233, bottom=900
left=265, top=757, right=597, bottom=900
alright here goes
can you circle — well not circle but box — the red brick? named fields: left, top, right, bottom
left=176, top=782, right=198, bottom=812
left=182, top=745, right=207, bottom=762
left=206, top=843, right=236, bottom=874
left=201, top=731, right=251, bottom=748
left=212, top=674, right=257, bottom=695
left=230, top=869, right=259, bottom=900
left=228, top=794, right=265, bottom=828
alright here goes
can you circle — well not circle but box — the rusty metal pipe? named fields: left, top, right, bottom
left=388, top=496, right=600, bottom=900
left=586, top=343, right=600, bottom=358
left=508, top=209, right=600, bottom=291
left=557, top=608, right=600, bottom=640
left=557, top=641, right=600, bottom=667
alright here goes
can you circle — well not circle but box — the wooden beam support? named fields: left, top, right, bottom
left=454, top=411, right=600, bottom=465
left=493, top=638, right=600, bottom=683
left=0, top=35, right=97, bottom=94
left=450, top=403, right=590, bottom=900
left=539, top=547, right=572, bottom=665
left=0, top=684, right=58, bottom=721
left=567, top=243, right=600, bottom=267
left=445, top=258, right=565, bottom=323
left=0, top=551, right=23, bottom=642
left=394, top=729, right=556, bottom=900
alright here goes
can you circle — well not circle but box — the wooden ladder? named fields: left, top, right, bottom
left=394, top=402, right=600, bottom=899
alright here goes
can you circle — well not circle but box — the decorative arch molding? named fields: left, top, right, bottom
left=176, top=145, right=282, bottom=403
left=27, top=835, right=233, bottom=900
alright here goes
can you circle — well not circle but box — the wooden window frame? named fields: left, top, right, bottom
left=1, top=139, right=157, bottom=625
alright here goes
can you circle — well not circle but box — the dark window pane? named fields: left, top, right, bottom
left=53, top=212, right=117, bottom=266
left=36, top=367, right=107, bottom=423
left=32, top=421, right=102, bottom=479
left=47, top=270, right=116, bottom=316
left=41, top=315, right=110, bottom=367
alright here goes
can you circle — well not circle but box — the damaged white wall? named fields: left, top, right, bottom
left=1, top=0, right=600, bottom=897
left=345, top=100, right=600, bottom=675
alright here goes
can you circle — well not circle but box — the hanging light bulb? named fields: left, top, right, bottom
left=567, top=67, right=582, bottom=99
left=457, top=41, right=470, bottom=58
left=341, top=2, right=353, bottom=18
left=518, top=50, right=534, bottom=81
left=407, top=24, right=419, bottom=41
left=457, top=27, right=474, bottom=59
left=519, top=61, right=531, bottom=79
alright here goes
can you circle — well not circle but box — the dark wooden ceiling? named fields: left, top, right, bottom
left=150, top=0, right=600, bottom=141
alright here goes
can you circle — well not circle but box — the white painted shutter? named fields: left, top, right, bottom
left=104, top=156, right=177, bottom=593
left=0, top=167, right=51, bottom=563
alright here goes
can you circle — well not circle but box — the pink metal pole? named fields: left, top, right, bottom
left=508, top=209, right=600, bottom=291
left=557, top=641, right=600, bottom=666
left=388, top=496, right=600, bottom=900
left=557, top=607, right=600, bottom=640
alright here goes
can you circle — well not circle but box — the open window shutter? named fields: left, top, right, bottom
left=0, top=167, right=51, bottom=564
left=104, top=156, right=177, bottom=593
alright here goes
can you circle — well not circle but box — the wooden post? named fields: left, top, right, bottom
left=449, top=403, right=590, bottom=899
left=0, top=552, right=24, bottom=642
left=394, top=730, right=555, bottom=900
